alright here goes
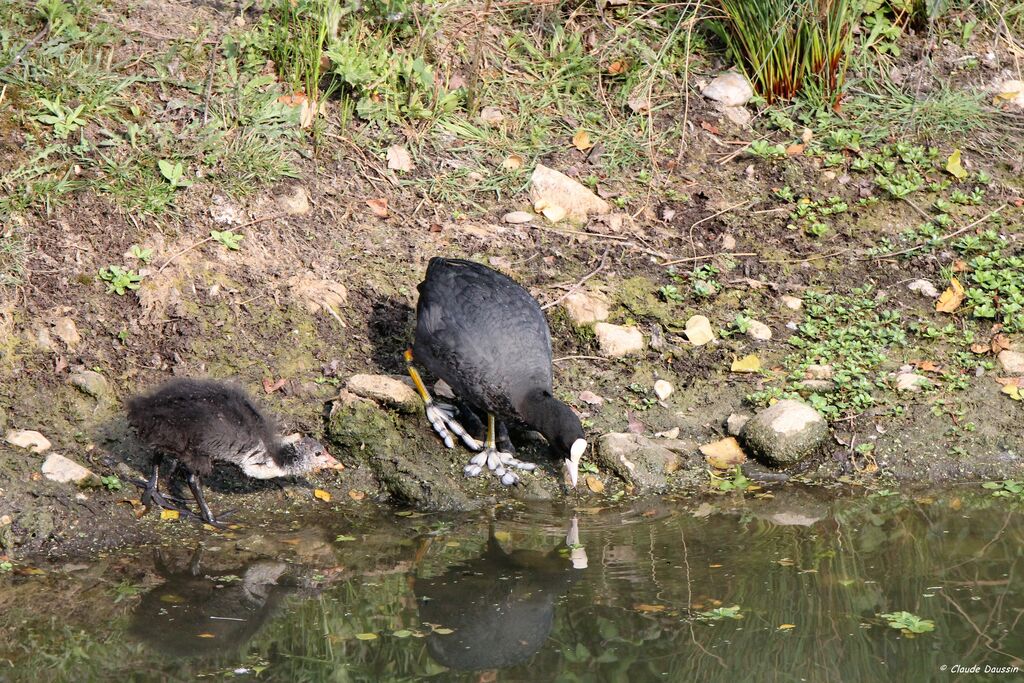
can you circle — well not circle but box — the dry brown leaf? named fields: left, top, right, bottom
left=785, top=143, right=805, bottom=156
left=386, top=145, right=414, bottom=172
left=995, top=377, right=1024, bottom=388
left=700, top=120, right=720, bottom=135
left=952, top=259, right=968, bottom=272
left=700, top=437, right=747, bottom=469
left=634, top=604, right=667, bottom=613
left=935, top=277, right=965, bottom=313
left=263, top=377, right=287, bottom=394
left=971, top=343, right=990, bottom=354
left=572, top=129, right=593, bottom=151
left=607, top=60, right=628, bottom=75
left=366, top=198, right=389, bottom=218
left=286, top=275, right=348, bottom=326
left=912, top=360, right=941, bottom=373
left=348, top=489, right=366, bottom=501
left=584, top=475, right=605, bottom=493
left=992, top=334, right=1011, bottom=353
left=731, top=354, right=761, bottom=373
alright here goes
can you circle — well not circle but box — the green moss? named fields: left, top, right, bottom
left=614, top=276, right=681, bottom=328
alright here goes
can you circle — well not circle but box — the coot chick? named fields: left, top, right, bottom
left=406, top=257, right=587, bottom=486
left=127, top=378, right=342, bottom=526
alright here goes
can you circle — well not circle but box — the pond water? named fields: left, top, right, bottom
left=1, top=487, right=1022, bottom=682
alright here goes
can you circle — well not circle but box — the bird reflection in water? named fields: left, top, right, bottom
left=129, top=547, right=295, bottom=659
left=414, top=517, right=587, bottom=672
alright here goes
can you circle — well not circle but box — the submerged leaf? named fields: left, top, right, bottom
left=355, top=632, right=378, bottom=640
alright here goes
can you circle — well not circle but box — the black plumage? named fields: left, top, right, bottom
left=126, top=378, right=341, bottom=525
left=408, top=257, right=587, bottom=486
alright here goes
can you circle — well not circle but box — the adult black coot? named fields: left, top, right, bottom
left=126, top=378, right=342, bottom=526
left=405, top=257, right=587, bottom=486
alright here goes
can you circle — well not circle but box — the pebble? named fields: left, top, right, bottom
left=722, top=234, right=736, bottom=250
left=653, top=380, right=673, bottom=401
left=562, top=290, right=610, bottom=325
left=5, top=429, right=52, bottom=453
left=52, top=317, right=80, bottom=349
left=725, top=412, right=750, bottom=437
left=578, top=390, right=605, bottom=407
left=806, top=364, right=833, bottom=380
left=907, top=279, right=940, bottom=298
left=722, top=105, right=752, bottom=127
left=702, top=71, right=754, bottom=107
left=68, top=370, right=112, bottom=400
left=684, top=315, right=715, bottom=346
left=276, top=185, right=311, bottom=216
left=746, top=320, right=772, bottom=341
left=895, top=373, right=932, bottom=392
left=798, top=379, right=836, bottom=393
left=502, top=211, right=534, bottom=224
left=593, top=323, right=645, bottom=357
left=781, top=295, right=803, bottom=310
left=41, top=453, right=99, bottom=485
left=530, top=164, right=611, bottom=223
left=997, top=350, right=1024, bottom=375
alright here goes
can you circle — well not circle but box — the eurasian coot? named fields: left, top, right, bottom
left=406, top=257, right=587, bottom=486
left=126, top=378, right=342, bottom=526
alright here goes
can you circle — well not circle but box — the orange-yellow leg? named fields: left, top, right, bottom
left=405, top=349, right=479, bottom=450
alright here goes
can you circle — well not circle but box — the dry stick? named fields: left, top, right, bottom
left=541, top=248, right=610, bottom=311
left=861, top=203, right=1007, bottom=261
left=686, top=199, right=751, bottom=260
left=0, top=27, right=48, bottom=76
left=661, top=251, right=756, bottom=267
left=156, top=214, right=285, bottom=273
left=465, top=0, right=494, bottom=116
left=552, top=355, right=611, bottom=363
left=201, top=34, right=221, bottom=126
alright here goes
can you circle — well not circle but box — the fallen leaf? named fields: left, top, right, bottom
left=945, top=149, right=968, bottom=180
left=349, top=489, right=366, bottom=501
left=785, top=143, right=805, bottom=156
left=951, top=259, right=968, bottom=272
left=778, top=623, right=796, bottom=630
left=355, top=633, right=378, bottom=640
left=578, top=390, right=605, bottom=406
left=995, top=377, right=1024, bottom=387
left=535, top=201, right=567, bottom=223
left=386, top=145, right=414, bottom=172
left=366, top=198, right=389, bottom=218
left=912, top=360, right=941, bottom=373
left=432, top=627, right=455, bottom=635
left=392, top=629, right=412, bottom=638
left=314, top=489, right=332, bottom=502
left=700, top=121, right=720, bottom=135
left=160, top=509, right=180, bottom=521
left=700, top=437, right=747, bottom=469
left=262, top=377, right=287, bottom=394
left=572, top=129, right=593, bottom=151
left=607, top=60, right=628, bottom=75
left=634, top=604, right=667, bottom=613
left=935, top=278, right=965, bottom=313
left=992, top=334, right=1011, bottom=353
left=971, top=343, right=990, bottom=354
left=501, top=153, right=524, bottom=171
left=197, top=633, right=216, bottom=639
left=585, top=475, right=605, bottom=493
left=1002, top=385, right=1022, bottom=400
left=493, top=530, right=512, bottom=543
left=627, top=91, right=650, bottom=113
left=731, top=354, right=761, bottom=373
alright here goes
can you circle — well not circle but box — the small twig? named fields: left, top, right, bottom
left=764, top=248, right=852, bottom=265
left=156, top=214, right=284, bottom=273
left=687, top=199, right=751, bottom=259
left=553, top=355, right=612, bottom=363
left=201, top=34, right=222, bottom=126
left=861, top=203, right=1007, bottom=261
left=0, top=84, right=7, bottom=108
left=465, top=0, right=494, bottom=115
left=541, top=248, right=610, bottom=310
left=661, top=251, right=756, bottom=267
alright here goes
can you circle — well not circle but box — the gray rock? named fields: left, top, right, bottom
left=345, top=374, right=421, bottom=413
left=5, top=429, right=51, bottom=453
left=725, top=412, right=751, bottom=436
left=68, top=370, right=112, bottom=401
left=740, top=399, right=828, bottom=468
left=595, top=433, right=695, bottom=491
left=593, top=323, right=645, bottom=357
left=721, top=105, right=752, bottom=127
left=41, top=453, right=100, bottom=486
left=998, top=350, right=1024, bottom=375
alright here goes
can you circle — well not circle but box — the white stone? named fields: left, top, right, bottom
left=781, top=295, right=803, bottom=310
left=998, top=350, right=1024, bottom=375
left=5, top=429, right=51, bottom=453
left=895, top=373, right=932, bottom=392
left=722, top=105, right=752, bottom=127
left=210, top=195, right=242, bottom=225
left=562, top=290, right=610, bottom=325
left=725, top=413, right=750, bottom=436
left=907, top=279, right=940, bottom=298
left=502, top=211, right=534, bottom=224
left=276, top=185, right=311, bottom=216
left=530, top=164, right=611, bottom=223
left=684, top=315, right=715, bottom=346
left=702, top=71, right=754, bottom=107
left=653, top=380, right=673, bottom=401
left=345, top=374, right=421, bottom=412
left=806, top=364, right=833, bottom=380
left=594, top=323, right=645, bottom=357
left=41, top=453, right=98, bottom=485
left=52, top=317, right=80, bottom=349
left=746, top=320, right=772, bottom=341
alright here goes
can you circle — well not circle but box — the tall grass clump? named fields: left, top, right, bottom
left=714, top=0, right=859, bottom=104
